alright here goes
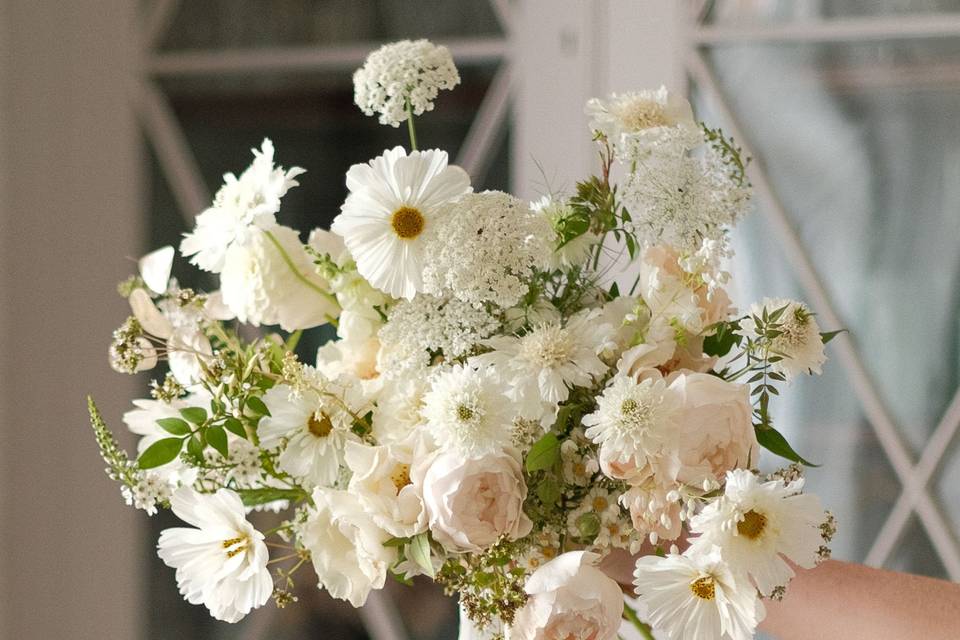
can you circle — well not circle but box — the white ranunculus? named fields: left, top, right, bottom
left=668, top=372, right=758, bottom=487
left=344, top=440, right=428, bottom=538
left=156, top=488, right=272, bottom=623
left=300, top=488, right=397, bottom=607
left=508, top=551, right=624, bottom=640
left=414, top=449, right=532, bottom=552
left=219, top=224, right=337, bottom=331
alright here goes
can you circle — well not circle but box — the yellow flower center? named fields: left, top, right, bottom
left=308, top=413, right=333, bottom=438
left=391, top=206, right=425, bottom=239
left=690, top=576, right=716, bottom=600
left=222, top=535, right=249, bottom=559
left=615, top=100, right=668, bottom=132
left=592, top=496, right=609, bottom=512
left=390, top=463, right=411, bottom=493
left=737, top=509, right=768, bottom=540
left=456, top=404, right=475, bottom=422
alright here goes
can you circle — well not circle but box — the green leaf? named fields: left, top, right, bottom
left=180, top=407, right=207, bottom=425
left=702, top=320, right=741, bottom=357
left=525, top=433, right=561, bottom=472
left=138, top=437, right=184, bottom=469
left=245, top=396, right=270, bottom=417
left=609, top=281, right=620, bottom=298
left=389, top=570, right=414, bottom=586
left=383, top=537, right=412, bottom=548
left=285, top=329, right=303, bottom=352
left=537, top=477, right=561, bottom=507
left=156, top=417, right=191, bottom=436
left=186, top=434, right=203, bottom=459
left=408, top=533, right=434, bottom=578
left=820, top=329, right=846, bottom=344
left=755, top=425, right=818, bottom=467
left=223, top=417, right=246, bottom=439
left=206, top=425, right=228, bottom=457
left=235, top=487, right=306, bottom=507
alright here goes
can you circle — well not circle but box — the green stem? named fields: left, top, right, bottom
left=405, top=100, right=418, bottom=151
left=262, top=229, right=340, bottom=313
left=622, top=602, right=655, bottom=640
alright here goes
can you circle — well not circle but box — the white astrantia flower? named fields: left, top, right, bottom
left=421, top=363, right=514, bottom=458
left=258, top=379, right=362, bottom=488
left=688, top=469, right=826, bottom=596
left=634, top=547, right=762, bottom=640
left=157, top=488, right=272, bottom=623
left=586, top=87, right=699, bottom=152
left=377, top=294, right=500, bottom=378
left=332, top=147, right=471, bottom=300
left=353, top=39, right=460, bottom=127
left=475, top=309, right=612, bottom=422
left=181, top=139, right=305, bottom=273
left=300, top=488, right=397, bottom=607
left=531, top=195, right=600, bottom=270
left=422, top=191, right=553, bottom=308
left=739, top=298, right=827, bottom=380
left=343, top=440, right=427, bottom=538
left=583, top=374, right=681, bottom=470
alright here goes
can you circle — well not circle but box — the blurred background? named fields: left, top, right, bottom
left=2, top=0, right=959, bottom=638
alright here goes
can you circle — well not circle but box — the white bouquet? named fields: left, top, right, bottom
left=90, top=39, right=839, bottom=640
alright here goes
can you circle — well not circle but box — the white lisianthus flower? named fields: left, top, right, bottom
left=475, top=310, right=612, bottom=423
left=422, top=191, right=552, bottom=308
left=633, top=547, right=762, bottom=640
left=583, top=374, right=681, bottom=472
left=739, top=298, right=827, bottom=380
left=622, top=481, right=684, bottom=542
left=316, top=336, right=381, bottom=385
left=421, top=363, right=515, bottom=458
left=413, top=448, right=533, bottom=553
left=300, top=488, right=397, bottom=607
left=258, top=380, right=361, bottom=488
left=219, top=224, right=337, bottom=331
left=531, top=195, right=600, bottom=270
left=669, top=372, right=758, bottom=487
left=156, top=488, right=272, bottom=623
left=688, top=469, right=826, bottom=596
left=332, top=147, right=471, bottom=300
left=508, top=551, right=624, bottom=640
left=353, top=39, right=460, bottom=127
left=181, top=139, right=305, bottom=273
left=586, top=87, right=698, bottom=150
left=344, top=440, right=427, bottom=538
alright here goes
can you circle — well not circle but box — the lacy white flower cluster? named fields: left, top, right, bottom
left=91, top=39, right=838, bottom=640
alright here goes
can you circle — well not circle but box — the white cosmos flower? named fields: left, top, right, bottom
left=633, top=547, right=762, bottom=640
left=475, top=310, right=612, bottom=422
left=258, top=380, right=361, bottom=487
left=583, top=374, right=681, bottom=470
left=739, top=298, right=827, bottom=380
left=300, top=488, right=396, bottom=607
left=421, top=363, right=514, bottom=458
left=181, top=139, right=305, bottom=273
left=688, top=469, right=826, bottom=596
left=331, top=146, right=471, bottom=300
left=156, top=488, right=272, bottom=623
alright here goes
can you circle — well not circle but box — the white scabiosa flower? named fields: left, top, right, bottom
left=739, top=298, right=827, bottom=380
left=586, top=87, right=699, bottom=150
left=421, top=363, right=514, bottom=458
left=258, top=380, right=360, bottom=488
left=353, top=39, right=460, bottom=127
left=688, top=469, right=826, bottom=596
left=219, top=224, right=337, bottom=331
left=583, top=374, right=681, bottom=470
left=633, top=547, right=762, bottom=640
left=332, top=147, right=471, bottom=300
left=475, top=310, right=611, bottom=422
left=180, top=139, right=304, bottom=273
left=156, top=488, right=272, bottom=623
left=509, top=551, right=624, bottom=640
left=300, top=488, right=397, bottom=607
left=422, top=191, right=553, bottom=308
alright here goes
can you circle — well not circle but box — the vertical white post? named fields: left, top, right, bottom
left=0, top=1, right=143, bottom=638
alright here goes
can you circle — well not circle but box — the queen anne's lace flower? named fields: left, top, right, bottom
left=377, top=294, right=500, bottom=377
left=181, top=139, right=304, bottom=273
left=353, top=39, right=460, bottom=127
left=422, top=191, right=552, bottom=307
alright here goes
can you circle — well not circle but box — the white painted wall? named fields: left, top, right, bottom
left=0, top=2, right=142, bottom=638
